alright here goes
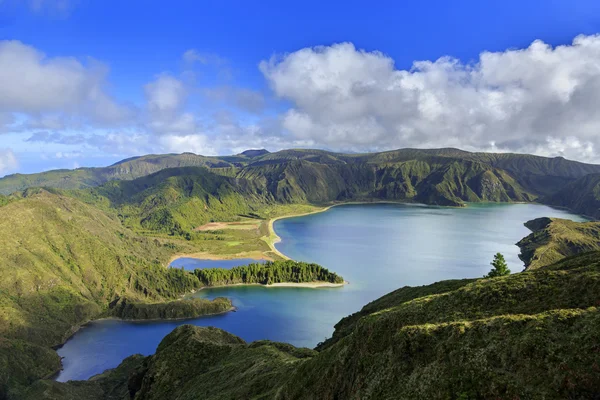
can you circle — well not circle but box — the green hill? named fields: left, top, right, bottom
left=24, top=250, right=600, bottom=399
left=0, top=153, right=243, bottom=195
left=4, top=148, right=600, bottom=211
left=0, top=189, right=345, bottom=399
left=541, top=173, right=600, bottom=219
left=517, top=217, right=600, bottom=269
left=68, top=166, right=276, bottom=234
left=2, top=148, right=600, bottom=398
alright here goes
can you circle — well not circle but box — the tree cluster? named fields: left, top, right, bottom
left=194, top=260, right=344, bottom=286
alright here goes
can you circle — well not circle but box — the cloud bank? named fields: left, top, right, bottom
left=260, top=35, right=600, bottom=162
left=4, top=34, right=600, bottom=174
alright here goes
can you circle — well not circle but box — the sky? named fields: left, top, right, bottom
left=2, top=0, right=600, bottom=175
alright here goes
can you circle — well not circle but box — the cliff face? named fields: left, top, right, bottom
left=4, top=148, right=600, bottom=207
left=541, top=173, right=600, bottom=220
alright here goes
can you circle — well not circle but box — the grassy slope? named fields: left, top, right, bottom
left=109, top=297, right=233, bottom=320
left=282, top=252, right=600, bottom=400
left=517, top=217, right=600, bottom=269
left=30, top=251, right=600, bottom=400
left=0, top=189, right=341, bottom=399
left=68, top=166, right=276, bottom=234
left=0, top=190, right=205, bottom=347
left=541, top=173, right=600, bottom=219
left=4, top=148, right=600, bottom=210
left=0, top=153, right=246, bottom=195
left=0, top=190, right=224, bottom=398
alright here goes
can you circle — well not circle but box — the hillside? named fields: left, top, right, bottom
left=3, top=149, right=600, bottom=210
left=0, top=190, right=220, bottom=398
left=0, top=151, right=265, bottom=195
left=68, top=166, right=276, bottom=234
left=59, top=152, right=553, bottom=233
left=24, top=250, right=600, bottom=399
left=517, top=217, right=600, bottom=269
left=0, top=189, right=344, bottom=399
left=541, top=173, right=600, bottom=219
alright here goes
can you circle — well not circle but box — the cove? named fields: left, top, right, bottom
left=55, top=203, right=586, bottom=382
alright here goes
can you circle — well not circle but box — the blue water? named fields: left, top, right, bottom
left=170, top=258, right=266, bottom=271
left=55, top=203, right=586, bottom=381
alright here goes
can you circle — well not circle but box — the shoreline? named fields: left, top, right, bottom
left=170, top=200, right=417, bottom=264
left=265, top=200, right=431, bottom=260
left=94, top=306, right=237, bottom=323
left=264, top=205, right=334, bottom=260
left=196, top=281, right=348, bottom=290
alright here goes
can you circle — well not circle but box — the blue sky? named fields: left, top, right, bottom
left=2, top=0, right=600, bottom=175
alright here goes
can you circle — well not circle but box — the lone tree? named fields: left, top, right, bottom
left=484, top=253, right=511, bottom=278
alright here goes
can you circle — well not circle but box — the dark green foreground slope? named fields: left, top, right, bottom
left=25, top=250, right=600, bottom=400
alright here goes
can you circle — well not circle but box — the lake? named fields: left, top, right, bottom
left=55, top=203, right=586, bottom=381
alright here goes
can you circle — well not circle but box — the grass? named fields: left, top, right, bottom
left=109, top=297, right=233, bottom=320
left=517, top=217, right=600, bottom=269
left=24, top=250, right=600, bottom=400
left=3, top=150, right=600, bottom=397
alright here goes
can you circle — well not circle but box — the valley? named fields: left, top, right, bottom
left=0, top=148, right=598, bottom=399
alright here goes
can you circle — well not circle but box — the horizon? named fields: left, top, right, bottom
left=4, top=145, right=599, bottom=177
left=2, top=1, right=600, bottom=176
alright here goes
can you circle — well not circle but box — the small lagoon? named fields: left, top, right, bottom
left=56, top=203, right=586, bottom=381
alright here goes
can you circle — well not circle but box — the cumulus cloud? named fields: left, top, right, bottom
left=144, top=74, right=187, bottom=115
left=13, top=35, right=600, bottom=169
left=0, top=149, right=18, bottom=176
left=0, top=40, right=132, bottom=127
left=159, top=134, right=216, bottom=154
left=143, top=74, right=201, bottom=136
left=260, top=36, right=600, bottom=162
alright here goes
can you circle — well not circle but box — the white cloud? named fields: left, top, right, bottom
left=13, top=35, right=600, bottom=171
left=159, top=134, right=216, bottom=154
left=0, top=149, right=18, bottom=176
left=0, top=40, right=131, bottom=127
left=144, top=74, right=187, bottom=115
left=260, top=36, right=600, bottom=162
left=143, top=74, right=201, bottom=136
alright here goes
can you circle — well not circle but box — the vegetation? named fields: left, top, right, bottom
left=0, top=338, right=61, bottom=399
left=109, top=297, right=233, bottom=320
left=194, top=260, right=344, bottom=286
left=3, top=148, right=600, bottom=213
left=484, top=252, right=510, bottom=277
left=0, top=188, right=345, bottom=398
left=0, top=189, right=214, bottom=398
left=541, top=173, right=600, bottom=219
left=24, top=250, right=600, bottom=399
left=2, top=148, right=600, bottom=397
left=517, top=217, right=600, bottom=269
left=0, top=151, right=261, bottom=195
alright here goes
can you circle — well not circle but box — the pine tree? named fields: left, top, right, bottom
left=484, top=253, right=511, bottom=278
